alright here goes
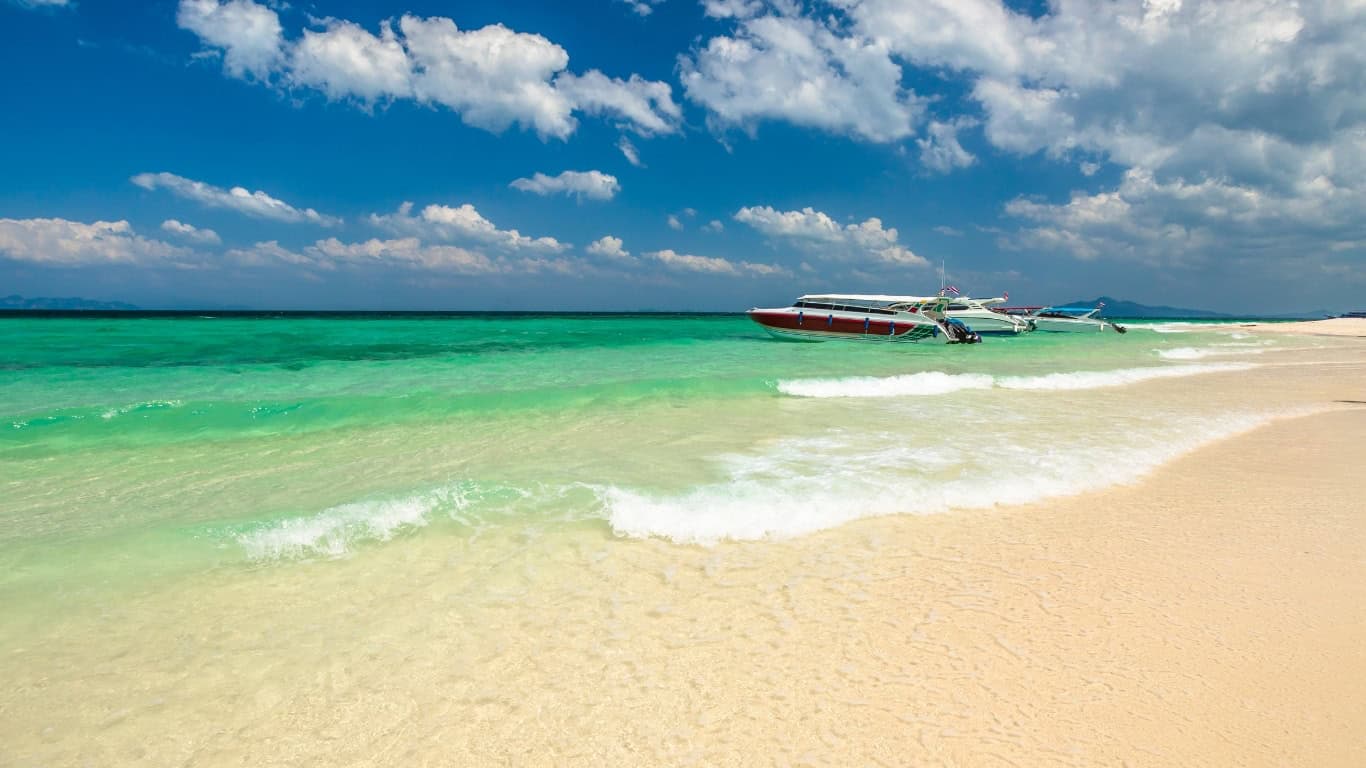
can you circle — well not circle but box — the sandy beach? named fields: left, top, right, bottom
left=1238, top=317, right=1366, bottom=337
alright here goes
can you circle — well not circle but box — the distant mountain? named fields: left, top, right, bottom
left=1, top=294, right=139, bottom=310
left=1060, top=296, right=1332, bottom=319
left=1057, top=296, right=1227, bottom=318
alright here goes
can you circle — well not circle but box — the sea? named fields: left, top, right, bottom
left=0, top=311, right=1347, bottom=763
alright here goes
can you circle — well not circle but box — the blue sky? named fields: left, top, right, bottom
left=1, top=0, right=1363, bottom=312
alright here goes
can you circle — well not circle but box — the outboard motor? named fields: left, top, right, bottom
left=945, top=319, right=983, bottom=344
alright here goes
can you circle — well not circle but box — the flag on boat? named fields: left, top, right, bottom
left=1003, top=291, right=1009, bottom=301
left=939, top=285, right=961, bottom=296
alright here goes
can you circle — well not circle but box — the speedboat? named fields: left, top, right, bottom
left=747, top=294, right=982, bottom=344
left=942, top=296, right=1032, bottom=335
left=1022, top=305, right=1126, bottom=333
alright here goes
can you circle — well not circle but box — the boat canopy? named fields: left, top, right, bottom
left=799, top=294, right=1007, bottom=306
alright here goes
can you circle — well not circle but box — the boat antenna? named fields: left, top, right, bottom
left=940, top=259, right=945, bottom=295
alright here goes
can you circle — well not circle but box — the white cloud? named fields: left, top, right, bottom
left=932, top=225, right=963, bottom=237
left=400, top=15, right=576, bottom=138
left=176, top=0, right=283, bottom=79
left=587, top=235, right=632, bottom=261
left=289, top=19, right=412, bottom=103
left=131, top=171, right=341, bottom=226
left=677, top=0, right=1366, bottom=271
left=368, top=201, right=567, bottom=252
left=618, top=0, right=666, bottom=17
left=0, top=218, right=193, bottom=266
left=555, top=71, right=682, bottom=137
left=702, top=0, right=764, bottom=19
left=703, top=219, right=725, bottom=233
left=648, top=248, right=786, bottom=276
left=733, top=205, right=928, bottom=266
left=667, top=214, right=683, bottom=231
left=509, top=170, right=620, bottom=201
left=176, top=2, right=680, bottom=140
left=228, top=236, right=583, bottom=275
left=161, top=219, right=222, bottom=244
left=1005, top=166, right=1366, bottom=267
left=617, top=136, right=643, bottom=167
left=917, top=118, right=977, bottom=174
left=680, top=13, right=921, bottom=142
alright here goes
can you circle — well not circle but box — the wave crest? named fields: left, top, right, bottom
left=778, top=363, right=1254, bottom=398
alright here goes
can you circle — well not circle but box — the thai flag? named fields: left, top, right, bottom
left=939, top=285, right=961, bottom=296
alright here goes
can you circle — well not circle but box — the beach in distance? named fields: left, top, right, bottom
left=2, top=314, right=1364, bottom=766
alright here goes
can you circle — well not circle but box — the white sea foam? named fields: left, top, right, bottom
left=1156, top=347, right=1214, bottom=360
left=601, top=408, right=1315, bottom=544
left=998, top=362, right=1254, bottom=389
left=778, top=363, right=1254, bottom=399
left=1156, top=346, right=1268, bottom=361
left=237, top=490, right=454, bottom=561
left=100, top=399, right=183, bottom=420
left=234, top=481, right=563, bottom=561
left=777, top=371, right=994, bottom=398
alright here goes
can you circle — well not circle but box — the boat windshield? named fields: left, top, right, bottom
left=1037, top=307, right=1096, bottom=318
left=792, top=300, right=898, bottom=315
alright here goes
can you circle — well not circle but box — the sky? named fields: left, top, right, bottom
left=1, top=0, right=1363, bottom=313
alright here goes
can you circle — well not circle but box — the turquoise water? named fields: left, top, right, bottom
left=0, top=313, right=1319, bottom=627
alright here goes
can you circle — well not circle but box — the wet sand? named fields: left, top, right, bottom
left=3, top=334, right=1364, bottom=767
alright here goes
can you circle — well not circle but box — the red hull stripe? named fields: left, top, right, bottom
left=749, top=310, right=926, bottom=337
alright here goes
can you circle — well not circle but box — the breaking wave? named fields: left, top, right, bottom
left=600, top=408, right=1314, bottom=544
left=778, top=363, right=1255, bottom=398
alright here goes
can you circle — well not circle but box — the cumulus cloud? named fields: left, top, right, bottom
left=368, top=201, right=567, bottom=252
left=917, top=118, right=977, bottom=174
left=703, top=219, right=725, bottom=233
left=686, top=0, right=1366, bottom=274
left=227, top=237, right=497, bottom=273
left=0, top=218, right=193, bottom=266
left=228, top=236, right=590, bottom=275
left=1005, top=167, right=1366, bottom=267
left=510, top=170, right=620, bottom=200
left=176, top=1, right=680, bottom=139
left=648, top=248, right=786, bottom=276
left=734, top=205, right=927, bottom=266
left=132, top=171, right=341, bottom=226
left=702, top=0, right=765, bottom=19
left=667, top=214, right=684, bottom=231
left=587, top=235, right=632, bottom=261
left=680, top=12, right=921, bottom=142
left=161, top=219, right=222, bottom=244
left=176, top=0, right=283, bottom=79
left=289, top=19, right=411, bottom=103
left=555, top=71, right=683, bottom=137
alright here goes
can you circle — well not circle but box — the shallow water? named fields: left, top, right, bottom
left=1, top=313, right=1352, bottom=764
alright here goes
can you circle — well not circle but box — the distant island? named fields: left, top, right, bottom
left=1061, top=296, right=1330, bottom=319
left=2, top=295, right=141, bottom=310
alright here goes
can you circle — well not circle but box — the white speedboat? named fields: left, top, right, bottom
left=748, top=294, right=982, bottom=344
left=941, top=296, right=1032, bottom=335
left=1026, top=305, right=1126, bottom=333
